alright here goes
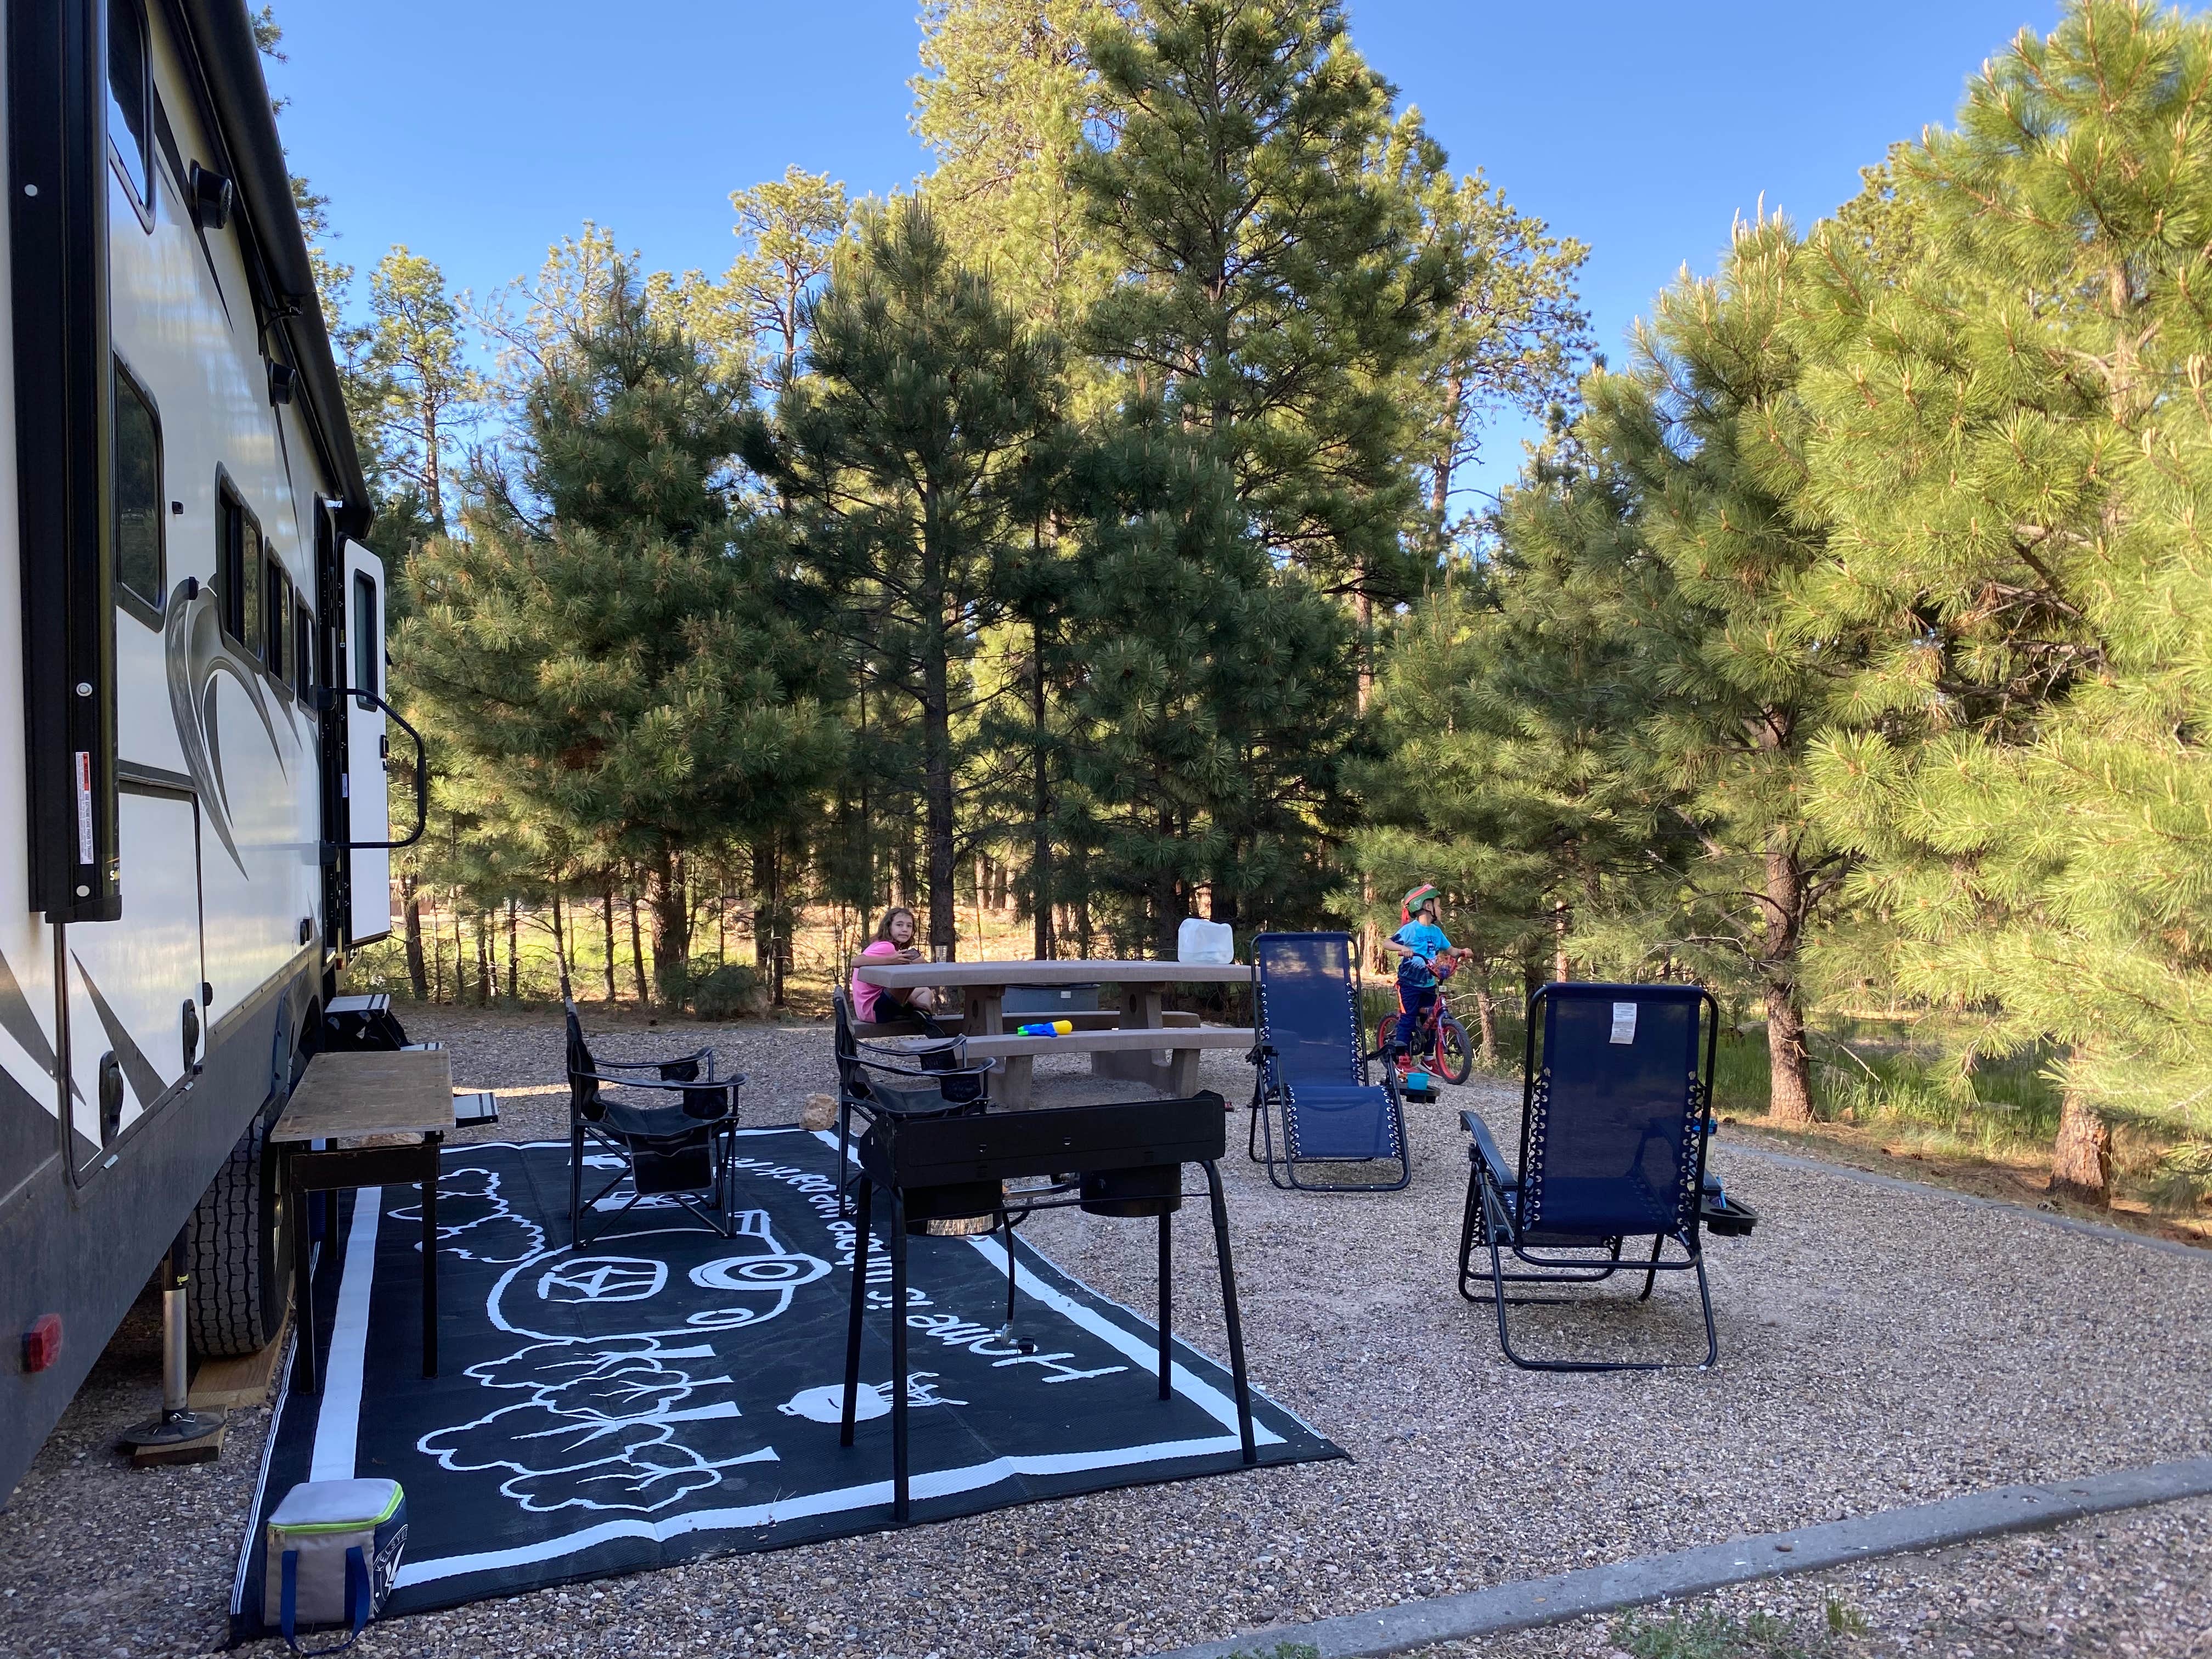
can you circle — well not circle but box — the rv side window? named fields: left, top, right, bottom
left=263, top=555, right=289, bottom=680
left=105, top=0, right=152, bottom=215
left=294, top=601, right=313, bottom=698
left=111, top=361, right=162, bottom=621
left=352, top=570, right=377, bottom=708
left=218, top=491, right=244, bottom=639
left=239, top=519, right=262, bottom=657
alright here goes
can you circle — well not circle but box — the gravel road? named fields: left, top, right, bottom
left=3, top=1007, right=2208, bottom=1659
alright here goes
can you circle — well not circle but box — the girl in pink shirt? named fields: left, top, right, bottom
left=851, top=906, right=939, bottom=1023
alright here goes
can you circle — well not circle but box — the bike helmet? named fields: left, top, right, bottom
left=1399, top=883, right=1440, bottom=923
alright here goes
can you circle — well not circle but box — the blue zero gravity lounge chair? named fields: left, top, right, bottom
left=1458, top=982, right=1758, bottom=1372
left=1248, top=932, right=1410, bottom=1192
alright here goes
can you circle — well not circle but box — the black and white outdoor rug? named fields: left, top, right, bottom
left=233, top=1130, right=1339, bottom=1632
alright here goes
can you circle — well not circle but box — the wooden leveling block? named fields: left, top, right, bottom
left=188, top=1294, right=294, bottom=1412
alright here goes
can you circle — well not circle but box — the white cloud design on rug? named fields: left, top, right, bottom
left=386, top=1164, right=546, bottom=1264
left=416, top=1338, right=778, bottom=1514
left=415, top=1209, right=835, bottom=1516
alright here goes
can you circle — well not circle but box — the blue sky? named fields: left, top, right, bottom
left=266, top=0, right=2061, bottom=505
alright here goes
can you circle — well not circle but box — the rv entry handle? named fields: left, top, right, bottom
left=326, top=686, right=428, bottom=851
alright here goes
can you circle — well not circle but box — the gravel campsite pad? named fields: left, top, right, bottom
left=4, top=1008, right=2211, bottom=1659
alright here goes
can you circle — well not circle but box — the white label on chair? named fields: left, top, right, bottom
left=1610, top=1002, right=1637, bottom=1045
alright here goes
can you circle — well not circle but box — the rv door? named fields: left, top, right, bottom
left=343, top=540, right=390, bottom=945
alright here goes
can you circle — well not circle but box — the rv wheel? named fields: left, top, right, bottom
left=185, top=1111, right=289, bottom=1357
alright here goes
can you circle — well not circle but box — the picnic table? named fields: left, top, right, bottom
left=849, top=957, right=1254, bottom=1108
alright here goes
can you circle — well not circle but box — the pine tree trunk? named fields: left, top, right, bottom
left=1031, top=620, right=1053, bottom=960
left=402, top=876, right=428, bottom=1000
left=769, top=843, right=791, bottom=1006
left=430, top=904, right=445, bottom=1004
left=647, top=845, right=692, bottom=1011
left=1763, top=983, right=1815, bottom=1127
left=1431, top=370, right=1463, bottom=550
left=2051, top=1091, right=2113, bottom=1205
left=475, top=913, right=491, bottom=1005
left=506, top=899, right=518, bottom=1001
left=1359, top=876, right=1378, bottom=980
left=601, top=891, right=617, bottom=1004
left=1760, top=838, right=1815, bottom=1127
left=919, top=480, right=960, bottom=961
left=1551, top=901, right=1570, bottom=982
left=550, top=888, right=569, bottom=1001
left=1353, top=586, right=1374, bottom=713
left=922, top=680, right=958, bottom=961
left=1152, top=808, right=1181, bottom=959
left=1474, top=984, right=1497, bottom=1066
left=751, top=842, right=776, bottom=984
left=628, top=893, right=651, bottom=1011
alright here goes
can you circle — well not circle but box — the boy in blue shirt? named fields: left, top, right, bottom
left=1385, top=883, right=1461, bottom=1064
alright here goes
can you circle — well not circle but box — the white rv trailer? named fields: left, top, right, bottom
left=0, top=0, right=409, bottom=1496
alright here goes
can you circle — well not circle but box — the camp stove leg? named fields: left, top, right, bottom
left=1203, top=1161, right=1256, bottom=1465
left=890, top=1189, right=911, bottom=1522
left=840, top=1180, right=872, bottom=1448
left=1156, top=1208, right=1172, bottom=1401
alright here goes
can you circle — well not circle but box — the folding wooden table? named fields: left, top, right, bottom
left=272, top=1048, right=454, bottom=1394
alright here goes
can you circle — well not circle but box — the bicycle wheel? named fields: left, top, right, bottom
left=1374, top=1015, right=1399, bottom=1060
left=1436, top=1015, right=1475, bottom=1085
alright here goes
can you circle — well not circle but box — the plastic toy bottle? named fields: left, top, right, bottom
left=1014, top=1019, right=1074, bottom=1036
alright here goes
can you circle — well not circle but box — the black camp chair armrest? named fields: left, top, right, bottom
left=589, top=1046, right=716, bottom=1079
left=851, top=1051, right=997, bottom=1082
left=1461, top=1110, right=1516, bottom=1190
left=573, top=1067, right=743, bottom=1090
left=572, top=1069, right=744, bottom=1118
left=850, top=1037, right=996, bottom=1084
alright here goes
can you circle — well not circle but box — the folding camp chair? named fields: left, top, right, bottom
left=1246, top=932, right=1410, bottom=1192
left=831, top=990, right=996, bottom=1217
left=566, top=1003, right=744, bottom=1246
left=1458, top=982, right=1756, bottom=1372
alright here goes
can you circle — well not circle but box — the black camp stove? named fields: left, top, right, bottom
left=843, top=1092, right=1256, bottom=1521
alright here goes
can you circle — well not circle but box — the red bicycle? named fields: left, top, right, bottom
left=1375, top=953, right=1476, bottom=1086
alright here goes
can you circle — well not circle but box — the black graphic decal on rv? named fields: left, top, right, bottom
left=164, top=578, right=296, bottom=876
left=0, top=945, right=74, bottom=1102
left=72, top=955, right=170, bottom=1109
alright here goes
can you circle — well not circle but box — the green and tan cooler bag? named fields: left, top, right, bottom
left=261, top=1477, right=407, bottom=1653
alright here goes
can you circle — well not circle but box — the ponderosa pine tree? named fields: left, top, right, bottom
left=1791, top=0, right=2212, bottom=1200
left=1522, top=219, right=1859, bottom=1125
left=1075, top=0, right=1454, bottom=622
left=754, top=203, right=1064, bottom=960
left=714, top=168, right=851, bottom=383
left=1387, top=122, right=1592, bottom=567
left=914, top=0, right=1129, bottom=353
left=1348, top=571, right=1644, bottom=1058
left=399, top=265, right=843, bottom=1006
left=1061, top=408, right=1359, bottom=951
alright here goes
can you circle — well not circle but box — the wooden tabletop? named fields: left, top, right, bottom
left=272, top=1048, right=456, bottom=1144
left=851, top=957, right=1252, bottom=989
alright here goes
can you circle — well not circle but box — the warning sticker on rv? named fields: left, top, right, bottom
left=75, top=752, right=93, bottom=863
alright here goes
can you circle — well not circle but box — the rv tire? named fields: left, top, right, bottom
left=185, top=1111, right=287, bottom=1357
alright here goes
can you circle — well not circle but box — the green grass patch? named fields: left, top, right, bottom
left=1611, top=1605, right=1819, bottom=1659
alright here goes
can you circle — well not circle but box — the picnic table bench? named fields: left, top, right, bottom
left=850, top=957, right=1254, bottom=1108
